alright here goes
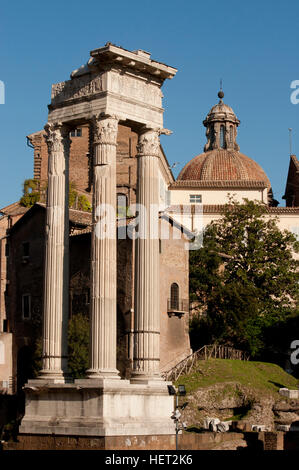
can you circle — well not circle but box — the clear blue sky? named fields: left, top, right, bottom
left=1, top=0, right=298, bottom=207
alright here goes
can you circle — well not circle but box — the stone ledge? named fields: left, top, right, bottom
left=19, top=419, right=175, bottom=437
left=24, top=378, right=172, bottom=395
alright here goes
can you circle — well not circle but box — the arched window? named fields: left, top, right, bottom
left=211, top=127, right=215, bottom=146
left=220, top=125, right=225, bottom=149
left=117, top=193, right=128, bottom=217
left=170, top=283, right=179, bottom=310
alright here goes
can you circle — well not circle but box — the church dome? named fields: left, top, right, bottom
left=177, top=149, right=271, bottom=188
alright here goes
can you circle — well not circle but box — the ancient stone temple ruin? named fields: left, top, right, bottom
left=19, top=43, right=178, bottom=439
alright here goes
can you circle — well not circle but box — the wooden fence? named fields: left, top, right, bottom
left=161, top=344, right=250, bottom=382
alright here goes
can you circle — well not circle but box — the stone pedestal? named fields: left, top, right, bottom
left=19, top=380, right=175, bottom=437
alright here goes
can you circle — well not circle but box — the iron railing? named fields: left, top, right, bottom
left=167, top=298, right=189, bottom=316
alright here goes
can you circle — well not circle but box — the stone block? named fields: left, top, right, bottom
left=251, top=424, right=271, bottom=432
left=279, top=388, right=299, bottom=399
left=276, top=424, right=290, bottom=431
left=19, top=379, right=176, bottom=437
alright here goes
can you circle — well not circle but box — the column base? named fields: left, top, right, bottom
left=85, top=368, right=120, bottom=380
left=130, top=371, right=164, bottom=385
left=35, top=371, right=73, bottom=384
left=19, top=379, right=175, bottom=437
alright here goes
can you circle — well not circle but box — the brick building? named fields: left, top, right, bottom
left=27, top=122, right=171, bottom=209
left=0, top=203, right=28, bottom=392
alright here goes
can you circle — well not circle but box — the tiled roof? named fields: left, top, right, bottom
left=36, top=203, right=92, bottom=226
left=0, top=201, right=28, bottom=217
left=177, top=149, right=271, bottom=188
left=167, top=204, right=299, bottom=214
left=169, top=180, right=267, bottom=189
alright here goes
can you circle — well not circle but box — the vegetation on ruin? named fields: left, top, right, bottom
left=20, top=179, right=92, bottom=212
left=189, top=198, right=299, bottom=357
left=19, top=179, right=40, bottom=207
left=69, top=182, right=92, bottom=212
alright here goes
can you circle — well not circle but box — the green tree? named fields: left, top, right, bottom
left=190, top=198, right=299, bottom=356
left=30, top=313, right=89, bottom=380
left=67, top=313, right=89, bottom=379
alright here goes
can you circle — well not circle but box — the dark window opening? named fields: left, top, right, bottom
left=70, top=128, right=82, bottom=137
left=220, top=125, right=225, bottom=149
left=22, top=294, right=31, bottom=320
left=22, top=242, right=30, bottom=257
left=5, top=242, right=9, bottom=257
left=3, top=319, right=8, bottom=332
left=170, top=283, right=179, bottom=310
left=211, top=127, right=215, bottom=145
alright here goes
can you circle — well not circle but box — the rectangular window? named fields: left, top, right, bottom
left=22, top=242, right=30, bottom=257
left=189, top=194, right=202, bottom=204
left=22, top=294, right=31, bottom=320
left=70, top=128, right=82, bottom=137
left=5, top=242, right=9, bottom=257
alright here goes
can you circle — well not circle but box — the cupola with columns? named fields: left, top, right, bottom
left=203, top=89, right=240, bottom=152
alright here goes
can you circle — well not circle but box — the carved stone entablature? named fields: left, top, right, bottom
left=51, top=73, right=104, bottom=106
left=48, top=44, right=177, bottom=130
left=92, top=115, right=119, bottom=146
left=137, top=129, right=160, bottom=157
left=109, top=71, right=162, bottom=109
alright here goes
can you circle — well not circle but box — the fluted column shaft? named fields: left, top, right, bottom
left=86, top=115, right=119, bottom=378
left=132, top=129, right=161, bottom=381
left=39, top=122, right=70, bottom=380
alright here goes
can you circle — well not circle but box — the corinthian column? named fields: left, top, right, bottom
left=86, top=114, right=120, bottom=379
left=132, top=128, right=161, bottom=382
left=39, top=122, right=70, bottom=381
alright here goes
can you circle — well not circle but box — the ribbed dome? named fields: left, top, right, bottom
left=205, top=102, right=238, bottom=123
left=177, top=149, right=271, bottom=188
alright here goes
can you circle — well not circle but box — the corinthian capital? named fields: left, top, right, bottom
left=137, top=129, right=160, bottom=157
left=44, top=122, right=70, bottom=155
left=92, top=114, right=119, bottom=146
